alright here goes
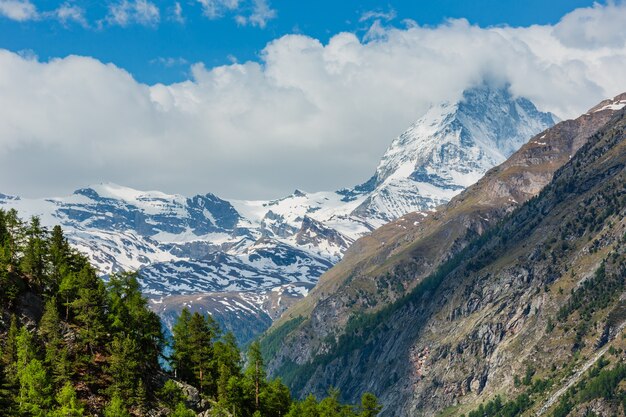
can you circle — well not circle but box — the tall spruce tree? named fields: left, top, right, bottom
left=21, top=216, right=48, bottom=289
left=50, top=382, right=84, bottom=417
left=47, top=225, right=70, bottom=295
left=245, top=341, right=266, bottom=412
left=38, top=298, right=70, bottom=386
left=71, top=265, right=108, bottom=355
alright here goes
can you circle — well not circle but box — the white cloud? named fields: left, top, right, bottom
left=236, top=0, right=276, bottom=28
left=107, top=0, right=160, bottom=27
left=150, top=56, right=189, bottom=67
left=553, top=1, right=626, bottom=49
left=196, top=0, right=240, bottom=19
left=0, top=0, right=37, bottom=21
left=170, top=1, right=184, bottom=24
left=1, top=3, right=626, bottom=199
left=51, top=3, right=88, bottom=28
left=359, top=8, right=396, bottom=23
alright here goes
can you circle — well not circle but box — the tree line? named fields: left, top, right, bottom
left=0, top=209, right=381, bottom=416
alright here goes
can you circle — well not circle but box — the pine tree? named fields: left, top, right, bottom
left=50, top=382, right=84, bottom=417
left=2, top=209, right=23, bottom=271
left=260, top=377, right=291, bottom=417
left=172, top=308, right=192, bottom=381
left=188, top=312, right=218, bottom=395
left=47, top=225, right=70, bottom=295
left=106, top=272, right=163, bottom=372
left=58, top=271, right=79, bottom=321
left=359, top=393, right=382, bottom=417
left=172, top=309, right=219, bottom=394
left=39, top=298, right=70, bottom=386
left=215, top=331, right=242, bottom=378
left=71, top=266, right=108, bottom=354
left=300, top=394, right=321, bottom=417
left=2, top=315, right=18, bottom=381
left=18, top=359, right=53, bottom=417
left=217, top=363, right=231, bottom=406
left=108, top=335, right=141, bottom=402
left=245, top=341, right=266, bottom=412
left=21, top=216, right=48, bottom=289
left=158, top=380, right=186, bottom=409
left=318, top=388, right=342, bottom=417
left=103, top=393, right=130, bottom=417
left=170, top=402, right=196, bottom=417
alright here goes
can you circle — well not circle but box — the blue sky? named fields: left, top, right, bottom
left=1, top=0, right=598, bottom=84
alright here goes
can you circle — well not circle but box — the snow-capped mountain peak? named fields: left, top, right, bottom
left=0, top=85, right=558, bottom=343
left=348, top=85, right=558, bottom=225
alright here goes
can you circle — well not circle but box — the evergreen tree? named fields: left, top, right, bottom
left=359, top=393, right=382, bottom=417
left=172, top=309, right=219, bottom=394
left=58, top=271, right=79, bottom=321
left=103, top=394, right=130, bottom=417
left=71, top=265, right=108, bottom=354
left=107, top=335, right=141, bottom=402
left=158, top=380, right=186, bottom=409
left=50, top=382, right=84, bottom=417
left=260, top=377, right=291, bottom=417
left=39, top=298, right=70, bottom=386
left=171, top=308, right=192, bottom=381
left=217, top=363, right=231, bottom=406
left=215, top=331, right=242, bottom=378
left=1, top=209, right=23, bottom=271
left=188, top=311, right=218, bottom=395
left=106, top=272, right=163, bottom=372
left=47, top=225, right=70, bottom=295
left=21, top=216, right=48, bottom=289
left=2, top=315, right=18, bottom=384
left=300, top=394, right=321, bottom=417
left=170, top=402, right=196, bottom=417
left=18, top=359, right=53, bottom=417
left=245, top=341, right=266, bottom=412
left=318, top=388, right=343, bottom=417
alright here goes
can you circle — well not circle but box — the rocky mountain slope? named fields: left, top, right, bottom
left=263, top=94, right=626, bottom=416
left=0, top=85, right=556, bottom=342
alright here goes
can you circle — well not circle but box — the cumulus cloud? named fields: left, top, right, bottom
left=106, top=0, right=160, bottom=27
left=0, top=0, right=37, bottom=21
left=1, top=3, right=626, bottom=199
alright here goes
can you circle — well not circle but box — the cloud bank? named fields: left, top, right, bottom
left=1, top=2, right=626, bottom=199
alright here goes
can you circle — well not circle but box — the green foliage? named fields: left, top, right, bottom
left=260, top=315, right=305, bottom=362
left=0, top=212, right=378, bottom=417
left=466, top=393, right=531, bottom=417
left=50, top=382, right=84, bottom=417
left=103, top=393, right=131, bottom=417
left=39, top=298, right=70, bottom=386
left=18, top=359, right=53, bottom=417
left=170, top=402, right=196, bottom=417
left=360, top=392, right=382, bottom=417
left=549, top=359, right=626, bottom=417
left=158, top=380, right=186, bottom=409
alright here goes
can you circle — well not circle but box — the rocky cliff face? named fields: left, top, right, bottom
left=265, top=94, right=626, bottom=416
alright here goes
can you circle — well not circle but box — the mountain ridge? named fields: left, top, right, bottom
left=0, top=85, right=557, bottom=343
left=263, top=94, right=626, bottom=416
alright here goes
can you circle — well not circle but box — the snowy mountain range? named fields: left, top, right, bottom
left=0, top=85, right=557, bottom=342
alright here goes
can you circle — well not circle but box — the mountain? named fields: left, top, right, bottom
left=0, top=85, right=557, bottom=343
left=263, top=94, right=626, bottom=416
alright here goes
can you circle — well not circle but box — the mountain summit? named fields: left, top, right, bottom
left=348, top=86, right=558, bottom=224
left=0, top=85, right=557, bottom=343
